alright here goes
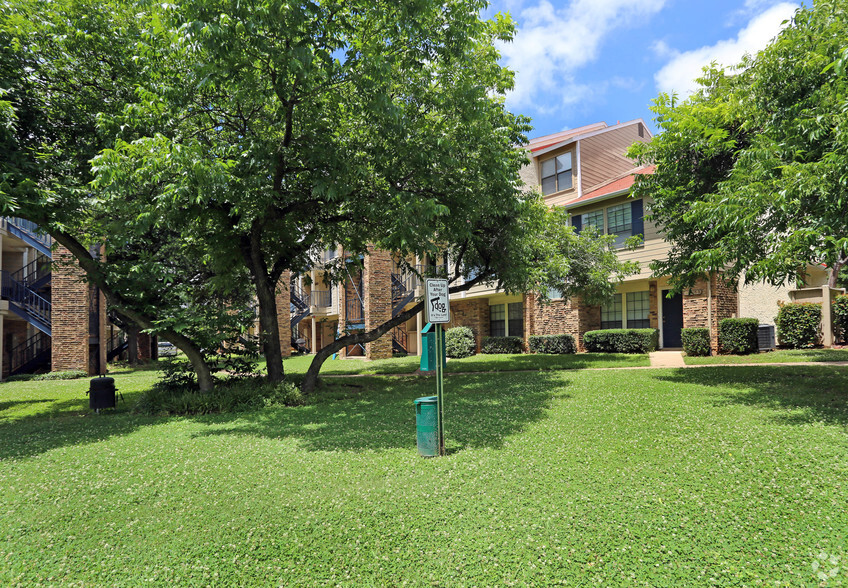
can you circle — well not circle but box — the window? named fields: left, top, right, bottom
left=489, top=302, right=524, bottom=337
left=490, top=304, right=506, bottom=337
left=547, top=287, right=564, bottom=300
left=606, top=203, right=632, bottom=246
left=541, top=153, right=573, bottom=195
left=601, top=293, right=623, bottom=329
left=583, top=210, right=604, bottom=232
left=508, top=302, right=524, bottom=337
left=626, top=291, right=650, bottom=328
left=573, top=200, right=644, bottom=248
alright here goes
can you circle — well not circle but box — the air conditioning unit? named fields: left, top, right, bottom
left=758, top=324, right=775, bottom=350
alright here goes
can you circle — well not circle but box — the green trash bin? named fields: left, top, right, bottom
left=420, top=323, right=446, bottom=372
left=414, top=396, right=439, bottom=457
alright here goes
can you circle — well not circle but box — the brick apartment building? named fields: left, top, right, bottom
left=3, top=119, right=831, bottom=378
left=286, top=119, right=830, bottom=359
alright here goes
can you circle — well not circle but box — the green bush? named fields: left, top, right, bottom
left=6, top=370, right=89, bottom=383
left=445, top=326, right=476, bottom=358
left=775, top=302, right=821, bottom=349
left=528, top=334, right=576, bottom=354
left=135, top=379, right=306, bottom=416
left=718, top=318, right=759, bottom=354
left=681, top=328, right=711, bottom=356
left=480, top=336, right=524, bottom=354
left=834, top=295, right=848, bottom=344
left=583, top=329, right=659, bottom=353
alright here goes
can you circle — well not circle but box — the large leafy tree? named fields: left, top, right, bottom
left=0, top=0, right=254, bottom=391
left=630, top=1, right=848, bottom=290
left=92, top=0, right=637, bottom=389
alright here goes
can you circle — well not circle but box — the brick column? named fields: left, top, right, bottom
left=649, top=281, right=659, bottom=329
left=710, top=273, right=738, bottom=353
left=576, top=297, right=601, bottom=352
left=364, top=248, right=392, bottom=359
left=52, top=246, right=90, bottom=373
left=137, top=332, right=153, bottom=362
left=276, top=270, right=292, bottom=358
left=523, top=293, right=536, bottom=349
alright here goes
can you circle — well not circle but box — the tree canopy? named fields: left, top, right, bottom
left=630, top=0, right=848, bottom=290
left=3, top=0, right=638, bottom=392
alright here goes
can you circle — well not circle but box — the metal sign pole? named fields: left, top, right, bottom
left=435, top=323, right=445, bottom=456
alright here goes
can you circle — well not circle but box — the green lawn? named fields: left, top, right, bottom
left=1, top=364, right=847, bottom=584
left=282, top=351, right=649, bottom=376
left=685, top=348, right=848, bottom=365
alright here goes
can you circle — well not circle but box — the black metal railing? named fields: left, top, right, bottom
left=1, top=270, right=51, bottom=325
left=311, top=289, right=333, bottom=308
left=9, top=331, right=51, bottom=374
left=345, top=298, right=364, bottom=325
left=392, top=326, right=408, bottom=354
left=290, top=280, right=310, bottom=310
left=107, top=331, right=127, bottom=354
left=10, top=254, right=51, bottom=288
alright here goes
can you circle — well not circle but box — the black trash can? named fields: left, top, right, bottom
left=89, top=376, right=116, bottom=410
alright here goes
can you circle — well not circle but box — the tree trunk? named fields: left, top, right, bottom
left=828, top=254, right=847, bottom=289
left=50, top=231, right=217, bottom=392
left=240, top=222, right=285, bottom=383
left=301, top=300, right=424, bottom=394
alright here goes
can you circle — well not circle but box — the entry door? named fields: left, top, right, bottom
left=661, top=292, right=683, bottom=348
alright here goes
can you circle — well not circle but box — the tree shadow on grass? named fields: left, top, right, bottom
left=0, top=389, right=153, bottom=461
left=189, top=371, right=572, bottom=453
left=653, top=365, right=848, bottom=427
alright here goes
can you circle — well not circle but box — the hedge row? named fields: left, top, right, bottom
left=775, top=302, right=821, bottom=348
left=681, top=328, right=710, bottom=356
left=718, top=318, right=759, bottom=354
left=528, top=334, right=576, bottom=355
left=481, top=336, right=524, bottom=354
left=583, top=329, right=658, bottom=353
left=834, top=295, right=848, bottom=344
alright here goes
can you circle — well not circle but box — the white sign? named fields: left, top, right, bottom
left=425, top=279, right=450, bottom=324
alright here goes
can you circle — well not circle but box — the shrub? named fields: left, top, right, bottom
left=480, top=336, right=524, bottom=354
left=718, top=318, right=759, bottom=354
left=681, top=328, right=711, bottom=356
left=834, top=294, right=848, bottom=344
left=528, top=334, right=576, bottom=354
left=583, top=329, right=659, bottom=353
left=445, top=326, right=476, bottom=358
left=775, top=302, right=821, bottom=348
left=135, top=379, right=306, bottom=416
left=5, top=370, right=89, bottom=383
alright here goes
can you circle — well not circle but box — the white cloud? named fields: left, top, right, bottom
left=497, top=0, right=668, bottom=110
left=654, top=2, right=798, bottom=96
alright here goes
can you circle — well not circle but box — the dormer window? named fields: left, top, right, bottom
left=541, top=152, right=573, bottom=195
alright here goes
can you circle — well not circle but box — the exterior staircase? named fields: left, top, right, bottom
left=1, top=218, right=53, bottom=375
left=290, top=278, right=311, bottom=352
left=390, top=272, right=416, bottom=354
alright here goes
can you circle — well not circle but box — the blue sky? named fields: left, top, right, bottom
left=486, top=0, right=806, bottom=139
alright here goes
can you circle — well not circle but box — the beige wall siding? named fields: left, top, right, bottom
left=579, top=124, right=649, bottom=193
left=518, top=159, right=538, bottom=194
left=738, top=280, right=791, bottom=325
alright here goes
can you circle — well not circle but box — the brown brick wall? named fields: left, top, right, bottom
left=448, top=297, right=490, bottom=352
left=276, top=271, right=292, bottom=358
left=711, top=274, right=738, bottom=353
left=683, top=278, right=710, bottom=330
left=52, top=246, right=91, bottom=373
left=576, top=298, right=601, bottom=352
left=364, top=248, right=392, bottom=360
left=528, top=294, right=600, bottom=352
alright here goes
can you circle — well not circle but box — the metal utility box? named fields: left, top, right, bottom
left=420, top=323, right=446, bottom=372
left=758, top=324, right=776, bottom=350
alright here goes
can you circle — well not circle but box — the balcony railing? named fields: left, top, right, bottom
left=320, top=248, right=338, bottom=264
left=1, top=217, right=53, bottom=250
left=311, top=289, right=333, bottom=308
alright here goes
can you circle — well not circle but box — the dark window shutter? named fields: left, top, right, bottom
left=631, top=199, right=644, bottom=238
left=572, top=213, right=582, bottom=234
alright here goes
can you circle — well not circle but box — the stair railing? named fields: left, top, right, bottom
left=0, top=270, right=51, bottom=324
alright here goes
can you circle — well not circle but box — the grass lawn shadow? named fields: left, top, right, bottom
left=190, top=371, right=572, bottom=453
left=654, top=365, right=848, bottom=427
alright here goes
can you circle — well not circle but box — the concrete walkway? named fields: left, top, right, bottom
left=648, top=350, right=686, bottom=368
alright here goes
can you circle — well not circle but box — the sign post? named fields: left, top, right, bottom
left=425, top=278, right=450, bottom=456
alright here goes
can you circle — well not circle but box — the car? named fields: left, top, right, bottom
left=158, top=340, right=178, bottom=357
